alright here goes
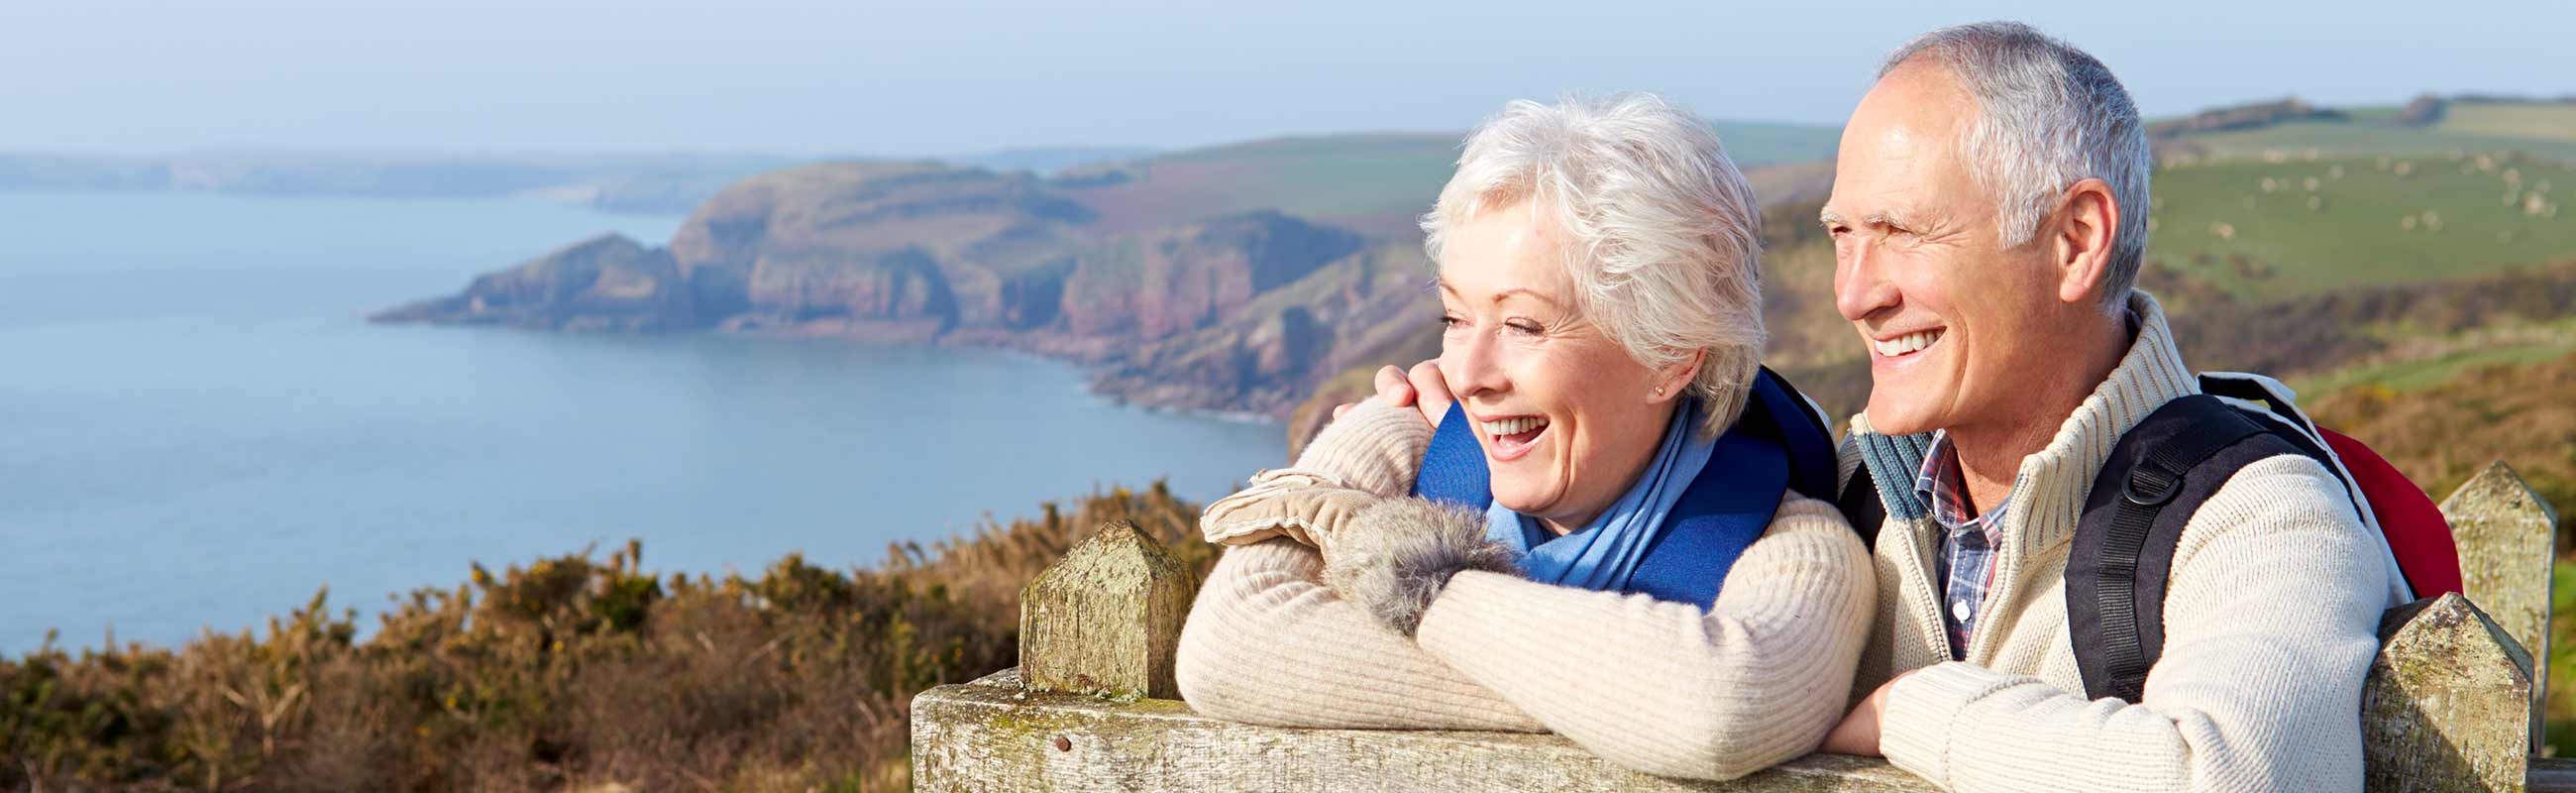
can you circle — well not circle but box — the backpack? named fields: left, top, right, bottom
left=1412, top=367, right=1845, bottom=608
left=1837, top=372, right=2460, bottom=703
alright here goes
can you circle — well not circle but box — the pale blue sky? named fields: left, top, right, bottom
left=1, top=0, right=2561, bottom=157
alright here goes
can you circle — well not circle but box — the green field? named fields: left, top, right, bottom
left=2295, top=317, right=2576, bottom=396
left=2144, top=154, right=2574, bottom=300
left=2169, top=103, right=2576, bottom=166
left=2439, top=102, right=2576, bottom=142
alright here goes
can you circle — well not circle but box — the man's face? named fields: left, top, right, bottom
left=1821, top=60, right=2067, bottom=437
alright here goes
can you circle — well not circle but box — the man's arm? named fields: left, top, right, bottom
left=1878, top=455, right=2386, bottom=792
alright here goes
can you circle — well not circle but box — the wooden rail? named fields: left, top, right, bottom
left=914, top=462, right=2565, bottom=792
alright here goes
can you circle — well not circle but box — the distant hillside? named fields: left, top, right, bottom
left=379, top=120, right=1840, bottom=421
left=372, top=98, right=2576, bottom=440
left=2155, top=96, right=2576, bottom=166
left=1051, top=120, right=1839, bottom=236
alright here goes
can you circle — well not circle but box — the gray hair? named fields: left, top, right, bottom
left=1880, top=22, right=2152, bottom=306
left=1421, top=93, right=1766, bottom=436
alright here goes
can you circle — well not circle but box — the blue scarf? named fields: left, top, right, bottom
left=1413, top=368, right=1846, bottom=606
left=1485, top=400, right=1716, bottom=593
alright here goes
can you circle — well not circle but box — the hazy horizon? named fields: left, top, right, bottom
left=3, top=0, right=2566, bottom=158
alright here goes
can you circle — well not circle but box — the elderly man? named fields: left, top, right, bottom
left=1807, top=22, right=2394, bottom=792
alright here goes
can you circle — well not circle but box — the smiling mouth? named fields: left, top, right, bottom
left=1872, top=329, right=1944, bottom=360
left=1478, top=415, right=1549, bottom=459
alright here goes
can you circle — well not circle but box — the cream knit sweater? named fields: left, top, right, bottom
left=1856, top=291, right=2393, bottom=792
left=1176, top=399, right=1876, bottom=781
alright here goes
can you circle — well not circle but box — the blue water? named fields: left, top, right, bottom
left=0, top=190, right=1284, bottom=654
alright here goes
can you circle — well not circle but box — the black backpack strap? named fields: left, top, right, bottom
left=2067, top=395, right=2317, bottom=703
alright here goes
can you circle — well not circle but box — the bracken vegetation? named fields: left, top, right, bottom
left=1, top=483, right=1210, bottom=792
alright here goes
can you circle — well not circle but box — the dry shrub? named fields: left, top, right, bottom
left=2, top=482, right=1207, bottom=791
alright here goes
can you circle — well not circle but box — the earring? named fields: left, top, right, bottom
left=1653, top=387, right=1665, bottom=397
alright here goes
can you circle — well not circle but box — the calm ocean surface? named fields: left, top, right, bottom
left=0, top=190, right=1284, bottom=654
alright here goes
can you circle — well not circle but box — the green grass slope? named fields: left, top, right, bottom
left=2146, top=153, right=2571, bottom=301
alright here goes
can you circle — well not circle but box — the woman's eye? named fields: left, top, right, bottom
left=1438, top=314, right=1466, bottom=330
left=1504, top=319, right=1543, bottom=336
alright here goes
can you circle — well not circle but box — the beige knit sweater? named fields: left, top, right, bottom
left=1856, top=291, right=2393, bottom=792
left=1176, top=399, right=1877, bottom=781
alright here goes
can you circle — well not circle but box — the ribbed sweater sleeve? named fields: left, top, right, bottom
left=1878, top=455, right=2386, bottom=792
left=1413, top=494, right=1876, bottom=781
left=1173, top=537, right=1544, bottom=731
left=1291, top=397, right=1431, bottom=497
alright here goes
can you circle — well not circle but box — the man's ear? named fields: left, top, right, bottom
left=2051, top=177, right=2120, bottom=306
left=1650, top=349, right=1704, bottom=404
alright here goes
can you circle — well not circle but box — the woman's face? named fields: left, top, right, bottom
left=1436, top=200, right=1690, bottom=533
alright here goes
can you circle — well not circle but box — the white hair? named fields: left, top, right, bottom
left=1881, top=22, right=2153, bottom=307
left=1421, top=93, right=1766, bottom=435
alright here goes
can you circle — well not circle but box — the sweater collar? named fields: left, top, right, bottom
left=1850, top=290, right=2200, bottom=558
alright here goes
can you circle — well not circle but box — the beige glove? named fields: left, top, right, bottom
left=1198, top=468, right=1384, bottom=548
left=1289, top=397, right=1436, bottom=497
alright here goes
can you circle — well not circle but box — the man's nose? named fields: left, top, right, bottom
left=1834, top=242, right=1900, bottom=322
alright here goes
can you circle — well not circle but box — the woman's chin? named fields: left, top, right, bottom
left=1487, top=479, right=1559, bottom=518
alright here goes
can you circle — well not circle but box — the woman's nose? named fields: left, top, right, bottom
left=1447, top=328, right=1510, bottom=398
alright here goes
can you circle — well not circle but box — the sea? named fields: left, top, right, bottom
left=0, top=189, right=1285, bottom=654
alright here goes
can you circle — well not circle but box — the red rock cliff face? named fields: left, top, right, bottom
left=379, top=160, right=1404, bottom=416
left=667, top=163, right=1094, bottom=333
left=1060, top=210, right=1361, bottom=340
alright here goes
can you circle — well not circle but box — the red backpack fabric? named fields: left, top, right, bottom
left=2318, top=427, right=2462, bottom=599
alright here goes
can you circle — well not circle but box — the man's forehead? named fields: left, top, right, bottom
left=1827, top=75, right=1975, bottom=222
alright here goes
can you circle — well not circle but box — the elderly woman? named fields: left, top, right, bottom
left=1174, top=94, right=1875, bottom=782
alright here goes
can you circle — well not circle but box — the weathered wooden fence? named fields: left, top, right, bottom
left=914, top=462, right=2568, bottom=792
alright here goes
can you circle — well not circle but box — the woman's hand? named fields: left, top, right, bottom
left=1200, top=474, right=1385, bottom=548
left=1334, top=360, right=1454, bottom=427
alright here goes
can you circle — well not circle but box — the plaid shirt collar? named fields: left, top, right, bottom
left=1913, top=430, right=2010, bottom=535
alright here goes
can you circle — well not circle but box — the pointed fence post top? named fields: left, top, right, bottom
left=2443, top=461, right=2563, bottom=531
left=2364, top=593, right=2534, bottom=793
left=1019, top=521, right=1199, bottom=700
left=2377, top=593, right=2533, bottom=684
left=1027, top=520, right=1190, bottom=596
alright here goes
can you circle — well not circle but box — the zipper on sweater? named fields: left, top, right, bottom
left=1894, top=517, right=1954, bottom=662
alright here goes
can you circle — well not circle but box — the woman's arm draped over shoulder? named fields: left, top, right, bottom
left=1177, top=397, right=1542, bottom=731
left=1411, top=495, right=1876, bottom=781
left=1176, top=538, right=1543, bottom=730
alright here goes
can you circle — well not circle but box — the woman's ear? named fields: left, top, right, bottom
left=1650, top=349, right=1704, bottom=404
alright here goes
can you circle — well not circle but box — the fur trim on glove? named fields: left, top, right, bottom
left=1322, top=498, right=1519, bottom=636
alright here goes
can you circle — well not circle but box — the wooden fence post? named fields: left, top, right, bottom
left=1018, top=521, right=1198, bottom=700
left=2363, top=594, right=2533, bottom=793
left=2442, top=461, right=2560, bottom=750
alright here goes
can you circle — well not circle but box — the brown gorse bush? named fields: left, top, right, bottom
left=3, top=482, right=1209, bottom=791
